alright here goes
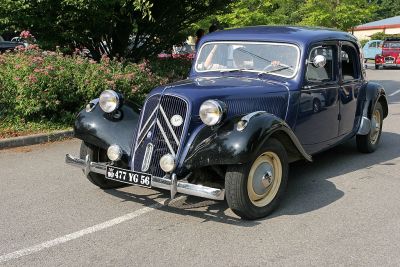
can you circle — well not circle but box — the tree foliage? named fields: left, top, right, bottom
left=298, top=0, right=377, bottom=30
left=1, top=0, right=399, bottom=60
left=0, top=0, right=230, bottom=60
left=211, top=0, right=303, bottom=27
left=374, top=0, right=400, bottom=20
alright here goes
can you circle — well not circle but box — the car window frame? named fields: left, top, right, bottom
left=304, top=42, right=339, bottom=86
left=194, top=41, right=301, bottom=79
left=339, top=41, right=361, bottom=83
left=369, top=41, right=377, bottom=48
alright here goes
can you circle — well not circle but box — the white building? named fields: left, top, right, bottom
left=353, top=16, right=400, bottom=40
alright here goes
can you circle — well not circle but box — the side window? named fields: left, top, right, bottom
left=341, top=45, right=359, bottom=81
left=306, top=46, right=335, bottom=82
left=369, top=42, right=377, bottom=48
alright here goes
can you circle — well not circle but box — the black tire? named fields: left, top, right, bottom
left=79, top=142, right=126, bottom=189
left=225, top=138, right=289, bottom=220
left=375, top=64, right=379, bottom=70
left=313, top=98, right=321, bottom=113
left=356, top=102, right=383, bottom=153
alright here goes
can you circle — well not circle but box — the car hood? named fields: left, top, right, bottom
left=151, top=76, right=290, bottom=120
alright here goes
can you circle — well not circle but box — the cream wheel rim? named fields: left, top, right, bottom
left=370, top=109, right=381, bottom=145
left=247, top=151, right=282, bottom=207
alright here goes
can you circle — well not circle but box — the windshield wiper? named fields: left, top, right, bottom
left=220, top=68, right=254, bottom=73
left=258, top=66, right=293, bottom=76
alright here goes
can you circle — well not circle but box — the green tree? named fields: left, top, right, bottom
left=374, top=0, right=400, bottom=20
left=214, top=0, right=304, bottom=27
left=0, top=0, right=230, bottom=60
left=298, top=0, right=377, bottom=30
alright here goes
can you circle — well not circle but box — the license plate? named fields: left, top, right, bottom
left=105, top=166, right=152, bottom=188
left=386, top=60, right=394, bottom=64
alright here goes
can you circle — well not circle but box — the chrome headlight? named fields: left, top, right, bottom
left=99, top=90, right=120, bottom=113
left=107, top=144, right=122, bottom=161
left=199, top=100, right=225, bottom=126
left=160, top=154, right=176, bottom=173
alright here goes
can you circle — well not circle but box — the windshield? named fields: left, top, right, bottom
left=383, top=42, right=400, bottom=48
left=195, top=42, right=300, bottom=78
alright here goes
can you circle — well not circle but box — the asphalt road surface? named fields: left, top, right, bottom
left=1, top=69, right=400, bottom=266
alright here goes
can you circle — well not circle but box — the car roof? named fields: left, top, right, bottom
left=199, top=26, right=358, bottom=48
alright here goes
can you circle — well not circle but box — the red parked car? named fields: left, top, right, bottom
left=375, top=38, right=400, bottom=69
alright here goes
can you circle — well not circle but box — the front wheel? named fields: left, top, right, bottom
left=80, top=142, right=126, bottom=189
left=225, top=139, right=289, bottom=220
left=356, top=102, right=383, bottom=153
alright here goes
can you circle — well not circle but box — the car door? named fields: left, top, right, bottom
left=365, top=41, right=376, bottom=59
left=338, top=42, right=361, bottom=136
left=295, top=43, right=340, bottom=152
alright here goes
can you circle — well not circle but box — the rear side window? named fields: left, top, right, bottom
left=306, top=46, right=335, bottom=82
left=341, top=45, right=359, bottom=81
left=369, top=42, right=377, bottom=48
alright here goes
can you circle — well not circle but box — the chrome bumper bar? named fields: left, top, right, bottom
left=65, top=154, right=225, bottom=201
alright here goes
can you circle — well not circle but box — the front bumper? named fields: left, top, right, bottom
left=376, top=62, right=400, bottom=67
left=65, top=154, right=225, bottom=201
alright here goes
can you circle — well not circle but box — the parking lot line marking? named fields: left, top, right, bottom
left=0, top=203, right=162, bottom=263
left=389, top=89, right=400, bottom=97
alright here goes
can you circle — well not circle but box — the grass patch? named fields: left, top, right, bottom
left=0, top=119, right=71, bottom=139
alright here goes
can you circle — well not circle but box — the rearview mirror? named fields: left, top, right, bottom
left=312, top=55, right=326, bottom=68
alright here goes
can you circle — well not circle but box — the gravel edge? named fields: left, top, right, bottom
left=0, top=130, right=74, bottom=150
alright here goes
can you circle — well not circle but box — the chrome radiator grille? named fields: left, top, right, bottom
left=132, top=94, right=188, bottom=177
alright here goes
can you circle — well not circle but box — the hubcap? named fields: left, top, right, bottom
left=370, top=109, right=381, bottom=145
left=247, top=152, right=282, bottom=207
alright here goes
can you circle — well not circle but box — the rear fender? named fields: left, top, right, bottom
left=357, top=82, right=388, bottom=135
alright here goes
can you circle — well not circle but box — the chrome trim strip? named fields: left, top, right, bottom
left=136, top=120, right=155, bottom=149
left=65, top=154, right=224, bottom=201
left=138, top=107, right=158, bottom=137
left=159, top=105, right=180, bottom=146
left=141, top=143, right=154, bottom=172
left=156, top=119, right=176, bottom=157
left=241, top=111, right=266, bottom=122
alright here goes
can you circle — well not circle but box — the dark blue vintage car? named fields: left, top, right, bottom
left=66, top=26, right=388, bottom=219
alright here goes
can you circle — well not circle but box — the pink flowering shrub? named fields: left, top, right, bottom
left=0, top=47, right=192, bottom=125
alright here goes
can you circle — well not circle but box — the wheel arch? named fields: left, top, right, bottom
left=181, top=112, right=312, bottom=173
left=269, top=130, right=309, bottom=163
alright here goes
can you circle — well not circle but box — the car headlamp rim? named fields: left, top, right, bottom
left=99, top=89, right=120, bottom=113
left=199, top=99, right=225, bottom=126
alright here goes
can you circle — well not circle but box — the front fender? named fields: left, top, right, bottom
left=74, top=100, right=140, bottom=163
left=183, top=112, right=311, bottom=170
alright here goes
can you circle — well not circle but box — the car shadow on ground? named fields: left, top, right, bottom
left=104, top=131, right=400, bottom=224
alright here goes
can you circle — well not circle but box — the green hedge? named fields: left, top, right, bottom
left=0, top=48, right=192, bottom=125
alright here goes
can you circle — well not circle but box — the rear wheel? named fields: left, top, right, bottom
left=356, top=102, right=383, bottom=153
left=80, top=142, right=126, bottom=189
left=225, top=139, right=289, bottom=220
left=375, top=64, right=379, bottom=70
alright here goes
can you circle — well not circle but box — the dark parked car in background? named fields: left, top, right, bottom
left=66, top=26, right=388, bottom=220
left=375, top=38, right=400, bottom=69
left=0, top=35, right=24, bottom=53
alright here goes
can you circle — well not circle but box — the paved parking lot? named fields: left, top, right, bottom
left=1, top=69, right=400, bottom=266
